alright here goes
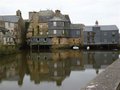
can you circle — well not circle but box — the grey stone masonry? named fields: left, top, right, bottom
left=81, top=58, right=120, bottom=90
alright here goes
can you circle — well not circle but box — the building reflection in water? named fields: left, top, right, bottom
left=0, top=50, right=119, bottom=87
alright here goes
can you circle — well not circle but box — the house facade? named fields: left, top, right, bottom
left=84, top=23, right=119, bottom=48
left=27, top=10, right=84, bottom=49
left=0, top=27, right=15, bottom=45
left=0, top=10, right=25, bottom=46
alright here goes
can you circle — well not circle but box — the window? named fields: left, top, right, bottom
left=7, top=38, right=9, bottom=42
left=44, top=38, right=47, bottom=42
left=40, top=32, right=43, bottom=35
left=10, top=38, right=13, bottom=42
left=53, top=22, right=57, bottom=26
left=87, top=32, right=90, bottom=35
left=62, top=30, right=65, bottom=34
left=76, top=31, right=80, bottom=35
left=10, top=23, right=14, bottom=28
left=53, top=30, right=57, bottom=34
left=54, top=71, right=57, bottom=76
left=112, top=39, right=115, bottom=43
left=77, top=60, right=80, bottom=65
left=54, top=63, right=57, bottom=68
left=104, top=32, right=107, bottom=36
left=104, top=39, right=107, bottom=42
left=112, top=32, right=115, bottom=37
left=37, top=38, right=39, bottom=41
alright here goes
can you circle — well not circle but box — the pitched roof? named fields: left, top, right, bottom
left=70, top=24, right=84, bottom=29
left=39, top=10, right=54, bottom=16
left=100, top=25, right=119, bottom=31
left=39, top=16, right=53, bottom=23
left=49, top=14, right=70, bottom=22
left=0, top=15, right=20, bottom=23
left=85, top=25, right=119, bottom=31
left=84, top=26, right=93, bottom=31
left=38, top=10, right=54, bottom=23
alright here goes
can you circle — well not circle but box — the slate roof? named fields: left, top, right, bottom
left=49, top=15, right=69, bottom=22
left=39, top=10, right=54, bottom=16
left=70, top=24, right=84, bottom=29
left=0, top=15, right=20, bottom=23
left=38, top=10, right=54, bottom=23
left=39, top=16, right=53, bottom=23
left=85, top=25, right=119, bottom=31
left=100, top=25, right=119, bottom=31
left=84, top=26, right=93, bottom=31
left=49, top=16, right=64, bottom=21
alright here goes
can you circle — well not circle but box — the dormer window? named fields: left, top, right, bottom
left=53, top=22, right=57, bottom=26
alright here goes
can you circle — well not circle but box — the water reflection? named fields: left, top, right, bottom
left=0, top=50, right=119, bottom=90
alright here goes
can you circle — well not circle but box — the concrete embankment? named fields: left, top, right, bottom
left=81, top=58, right=120, bottom=90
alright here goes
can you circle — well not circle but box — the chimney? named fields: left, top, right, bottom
left=16, top=10, right=22, bottom=17
left=55, top=10, right=61, bottom=16
left=95, top=20, right=98, bottom=26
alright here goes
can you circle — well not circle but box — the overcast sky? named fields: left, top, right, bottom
left=0, top=0, right=120, bottom=29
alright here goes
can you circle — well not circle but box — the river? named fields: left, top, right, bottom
left=0, top=50, right=119, bottom=90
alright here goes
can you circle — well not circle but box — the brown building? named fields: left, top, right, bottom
left=27, top=10, right=85, bottom=49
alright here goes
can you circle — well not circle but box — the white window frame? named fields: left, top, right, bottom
left=62, top=30, right=65, bottom=34
left=46, top=32, right=48, bottom=35
left=53, top=22, right=57, bottom=26
left=76, top=31, right=80, bottom=35
left=53, top=30, right=57, bottom=34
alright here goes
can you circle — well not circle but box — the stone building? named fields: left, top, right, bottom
left=0, top=27, right=15, bottom=45
left=0, top=10, right=25, bottom=46
left=27, top=10, right=84, bottom=49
